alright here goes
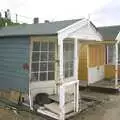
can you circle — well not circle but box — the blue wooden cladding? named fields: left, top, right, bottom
left=0, top=37, right=29, bottom=92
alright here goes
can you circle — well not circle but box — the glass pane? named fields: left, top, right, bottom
left=65, top=70, right=68, bottom=78
left=33, top=42, right=40, bottom=51
left=108, top=45, right=114, bottom=64
left=48, top=52, right=55, bottom=61
left=63, top=51, right=68, bottom=60
left=32, top=52, right=40, bottom=61
left=49, top=42, right=55, bottom=51
left=69, top=44, right=74, bottom=50
left=68, top=51, right=74, bottom=59
left=69, top=69, right=73, bottom=77
left=41, top=42, right=48, bottom=51
left=31, top=73, right=38, bottom=81
left=48, top=62, right=54, bottom=71
left=32, top=63, right=39, bottom=72
left=63, top=43, right=68, bottom=51
left=40, top=62, right=47, bottom=71
left=65, top=62, right=69, bottom=69
left=48, top=72, right=54, bottom=80
left=39, top=72, right=47, bottom=81
left=69, top=61, right=73, bottom=69
left=41, top=52, right=48, bottom=61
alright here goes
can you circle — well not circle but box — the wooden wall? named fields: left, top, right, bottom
left=105, top=65, right=120, bottom=79
left=88, top=44, right=105, bottom=67
left=78, top=44, right=88, bottom=80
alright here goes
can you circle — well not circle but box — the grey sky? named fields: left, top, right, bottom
left=91, top=0, right=120, bottom=26
left=0, top=0, right=120, bottom=26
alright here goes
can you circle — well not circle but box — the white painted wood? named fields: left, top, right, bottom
left=45, top=102, right=74, bottom=114
left=69, top=24, right=102, bottom=40
left=58, top=38, right=64, bottom=83
left=88, top=65, right=104, bottom=84
left=37, top=108, right=59, bottom=119
left=59, top=85, right=65, bottom=120
left=74, top=38, right=78, bottom=80
left=30, top=81, right=55, bottom=99
left=115, top=43, right=118, bottom=87
left=76, top=81, right=79, bottom=112
left=116, top=32, right=120, bottom=43
left=62, top=80, right=78, bottom=87
left=115, top=34, right=120, bottom=87
left=58, top=19, right=102, bottom=42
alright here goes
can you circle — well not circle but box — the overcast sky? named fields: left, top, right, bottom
left=0, top=0, right=120, bottom=26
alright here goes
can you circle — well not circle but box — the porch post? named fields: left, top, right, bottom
left=74, top=38, right=79, bottom=112
left=115, top=43, right=118, bottom=88
left=59, top=38, right=65, bottom=120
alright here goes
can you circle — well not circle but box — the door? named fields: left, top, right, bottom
left=88, top=44, right=105, bottom=84
left=30, top=40, right=56, bottom=96
left=78, top=44, right=88, bottom=81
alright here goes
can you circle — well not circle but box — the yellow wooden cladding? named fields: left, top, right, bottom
left=105, top=65, right=120, bottom=79
left=78, top=43, right=105, bottom=81
left=78, top=44, right=88, bottom=80
left=88, top=44, right=105, bottom=67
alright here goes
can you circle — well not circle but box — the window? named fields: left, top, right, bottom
left=63, top=41, right=74, bottom=78
left=107, top=44, right=120, bottom=64
left=31, top=41, right=55, bottom=81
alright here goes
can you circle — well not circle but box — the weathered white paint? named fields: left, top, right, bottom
left=88, top=65, right=104, bottom=84
left=74, top=38, right=79, bottom=112
left=59, top=85, right=65, bottom=120
left=115, top=33, right=120, bottom=88
left=29, top=81, right=55, bottom=103
left=30, top=81, right=55, bottom=94
left=69, top=24, right=102, bottom=40
left=58, top=19, right=102, bottom=42
left=115, top=43, right=118, bottom=87
left=116, top=32, right=120, bottom=42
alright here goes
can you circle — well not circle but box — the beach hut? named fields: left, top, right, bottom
left=79, top=25, right=120, bottom=90
left=0, top=18, right=102, bottom=119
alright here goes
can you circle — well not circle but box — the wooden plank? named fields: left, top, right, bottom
left=44, top=102, right=74, bottom=114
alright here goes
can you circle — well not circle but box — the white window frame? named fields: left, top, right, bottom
left=63, top=40, right=74, bottom=79
left=107, top=44, right=120, bottom=65
left=31, top=40, right=55, bottom=82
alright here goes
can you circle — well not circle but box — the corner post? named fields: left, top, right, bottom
left=74, top=38, right=79, bottom=112
left=58, top=37, right=65, bottom=120
left=115, top=43, right=118, bottom=88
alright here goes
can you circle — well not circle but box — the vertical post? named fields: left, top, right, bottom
left=74, top=38, right=79, bottom=112
left=115, top=43, right=118, bottom=88
left=59, top=37, right=64, bottom=83
left=59, top=85, right=65, bottom=120
left=59, top=38, right=65, bottom=120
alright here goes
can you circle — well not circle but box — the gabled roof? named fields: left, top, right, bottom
left=0, top=19, right=82, bottom=37
left=98, top=25, right=120, bottom=40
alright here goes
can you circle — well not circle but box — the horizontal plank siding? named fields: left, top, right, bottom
left=0, top=37, right=29, bottom=92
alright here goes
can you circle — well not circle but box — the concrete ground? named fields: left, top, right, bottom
left=0, top=91, right=120, bottom=120
left=71, top=91, right=120, bottom=120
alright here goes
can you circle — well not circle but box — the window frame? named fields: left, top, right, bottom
left=30, top=40, right=56, bottom=82
left=106, top=44, right=120, bottom=65
left=63, top=40, right=74, bottom=79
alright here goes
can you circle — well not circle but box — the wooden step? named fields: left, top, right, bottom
left=44, top=102, right=74, bottom=114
